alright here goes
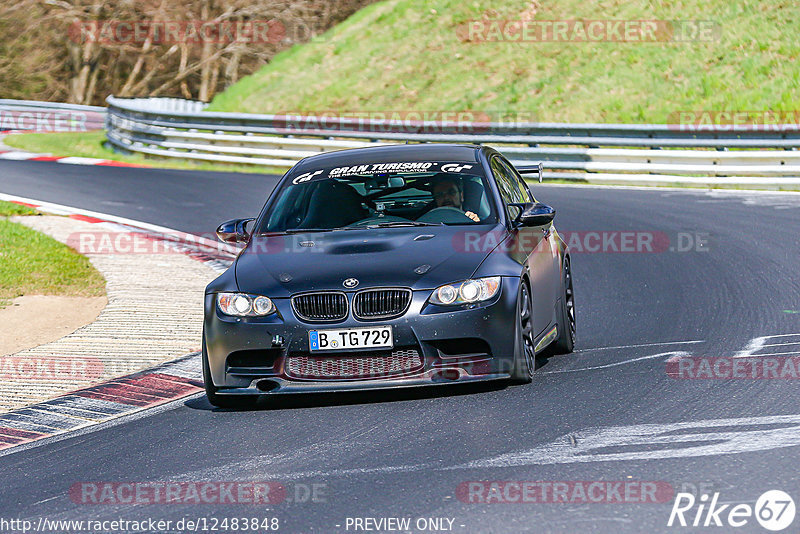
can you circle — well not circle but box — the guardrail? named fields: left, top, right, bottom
left=103, top=95, right=800, bottom=186
left=0, top=99, right=105, bottom=133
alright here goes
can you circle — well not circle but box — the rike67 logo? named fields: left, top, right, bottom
left=668, top=490, right=796, bottom=531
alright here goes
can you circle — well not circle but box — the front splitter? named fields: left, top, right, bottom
left=215, top=371, right=510, bottom=395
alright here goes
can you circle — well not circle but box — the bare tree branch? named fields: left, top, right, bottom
left=0, top=0, right=378, bottom=104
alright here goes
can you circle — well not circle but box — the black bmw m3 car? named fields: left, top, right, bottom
left=203, top=144, right=574, bottom=407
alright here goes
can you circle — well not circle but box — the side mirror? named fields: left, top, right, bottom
left=216, top=218, right=254, bottom=244
left=516, top=203, right=555, bottom=227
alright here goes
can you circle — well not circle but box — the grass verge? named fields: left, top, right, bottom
left=209, top=0, right=799, bottom=123
left=0, top=200, right=39, bottom=217
left=0, top=201, right=106, bottom=309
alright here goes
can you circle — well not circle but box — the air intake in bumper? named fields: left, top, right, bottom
left=285, top=349, right=423, bottom=380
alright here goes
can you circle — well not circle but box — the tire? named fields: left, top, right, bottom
left=202, top=338, right=258, bottom=409
left=510, top=279, right=536, bottom=384
left=549, top=256, right=576, bottom=355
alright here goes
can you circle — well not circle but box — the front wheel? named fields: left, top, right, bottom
left=510, top=279, right=536, bottom=384
left=549, top=256, right=576, bottom=355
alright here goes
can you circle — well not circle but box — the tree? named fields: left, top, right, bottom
left=0, top=0, right=376, bottom=104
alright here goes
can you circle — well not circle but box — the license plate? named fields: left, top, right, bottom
left=309, top=325, right=393, bottom=351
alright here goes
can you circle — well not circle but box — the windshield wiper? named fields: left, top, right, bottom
left=276, top=228, right=337, bottom=234
left=364, top=221, right=443, bottom=229
left=276, top=227, right=367, bottom=234
left=263, top=222, right=441, bottom=235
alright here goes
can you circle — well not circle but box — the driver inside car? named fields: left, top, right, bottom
left=431, top=175, right=480, bottom=222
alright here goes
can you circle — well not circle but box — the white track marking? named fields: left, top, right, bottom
left=737, top=351, right=800, bottom=357
left=56, top=156, right=106, bottom=165
left=540, top=351, right=689, bottom=375
left=0, top=192, right=237, bottom=255
left=734, top=334, right=800, bottom=358
left=734, top=336, right=769, bottom=358
left=202, top=412, right=800, bottom=479
left=31, top=495, right=60, bottom=506
left=0, top=151, right=42, bottom=160
left=459, top=414, right=800, bottom=468
left=574, top=340, right=703, bottom=353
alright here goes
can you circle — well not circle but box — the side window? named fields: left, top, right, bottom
left=490, top=156, right=527, bottom=220
left=498, top=158, right=533, bottom=202
left=490, top=157, right=517, bottom=204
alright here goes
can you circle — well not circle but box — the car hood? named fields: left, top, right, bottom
left=234, top=225, right=504, bottom=297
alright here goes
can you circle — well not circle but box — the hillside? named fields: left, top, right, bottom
left=208, top=0, right=799, bottom=123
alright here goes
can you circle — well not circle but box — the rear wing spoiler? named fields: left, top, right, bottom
left=515, top=162, right=544, bottom=183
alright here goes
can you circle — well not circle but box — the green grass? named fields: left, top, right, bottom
left=0, top=200, right=39, bottom=217
left=0, top=203, right=106, bottom=308
left=208, top=0, right=799, bottom=123
left=3, top=131, right=288, bottom=175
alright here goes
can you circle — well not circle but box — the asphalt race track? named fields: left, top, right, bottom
left=0, top=160, right=278, bottom=235
left=1, top=159, right=800, bottom=532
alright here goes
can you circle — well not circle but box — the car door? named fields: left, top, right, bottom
left=490, top=155, right=558, bottom=337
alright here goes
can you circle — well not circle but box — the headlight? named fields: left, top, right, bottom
left=429, top=277, right=501, bottom=305
left=217, top=293, right=276, bottom=317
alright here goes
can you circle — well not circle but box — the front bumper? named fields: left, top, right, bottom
left=203, top=278, right=520, bottom=395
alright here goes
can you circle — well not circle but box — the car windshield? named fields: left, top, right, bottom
left=257, top=160, right=497, bottom=233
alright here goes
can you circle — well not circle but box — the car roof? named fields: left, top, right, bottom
left=289, top=144, right=486, bottom=173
